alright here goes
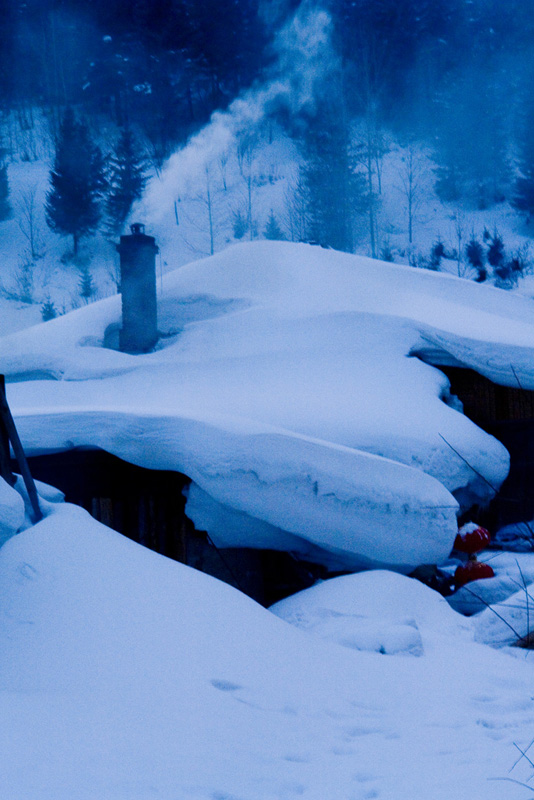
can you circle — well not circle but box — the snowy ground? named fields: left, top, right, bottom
left=2, top=491, right=534, bottom=800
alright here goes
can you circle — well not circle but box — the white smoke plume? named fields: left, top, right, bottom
left=142, top=2, right=338, bottom=223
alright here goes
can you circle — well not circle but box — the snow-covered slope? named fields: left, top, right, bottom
left=270, top=570, right=473, bottom=655
left=2, top=503, right=534, bottom=800
left=4, top=240, right=534, bottom=567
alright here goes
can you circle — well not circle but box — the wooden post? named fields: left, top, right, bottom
left=0, top=375, right=15, bottom=486
left=0, top=375, right=42, bottom=522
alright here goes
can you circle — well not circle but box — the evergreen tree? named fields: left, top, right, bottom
left=298, top=99, right=364, bottom=253
left=429, top=240, right=445, bottom=270
left=79, top=265, right=95, bottom=301
left=184, top=0, right=266, bottom=103
left=232, top=208, right=247, bottom=239
left=466, top=238, right=486, bottom=282
left=466, top=238, right=484, bottom=269
left=334, top=0, right=462, bottom=115
left=514, top=169, right=534, bottom=220
left=45, top=109, right=106, bottom=254
left=434, top=68, right=509, bottom=206
left=105, top=128, right=148, bottom=236
left=487, top=231, right=505, bottom=269
left=263, top=210, right=285, bottom=241
left=513, top=81, right=534, bottom=221
left=41, top=296, right=57, bottom=322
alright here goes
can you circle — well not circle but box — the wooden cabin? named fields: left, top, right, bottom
left=4, top=360, right=534, bottom=598
left=16, top=448, right=323, bottom=606
left=0, top=375, right=324, bottom=606
left=438, top=365, right=534, bottom=530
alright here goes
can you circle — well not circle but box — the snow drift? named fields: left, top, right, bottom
left=1, top=240, right=529, bottom=568
left=2, top=502, right=534, bottom=800
left=270, top=570, right=473, bottom=656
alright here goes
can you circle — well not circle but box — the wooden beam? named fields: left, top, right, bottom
left=0, top=375, right=14, bottom=486
left=0, top=375, right=42, bottom=522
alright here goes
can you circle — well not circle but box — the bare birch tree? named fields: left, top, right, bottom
left=395, top=143, right=430, bottom=246
left=17, top=182, right=44, bottom=259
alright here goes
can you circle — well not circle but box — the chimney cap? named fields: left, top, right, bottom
left=117, top=223, right=158, bottom=253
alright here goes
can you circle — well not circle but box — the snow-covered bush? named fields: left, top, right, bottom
left=0, top=477, right=25, bottom=547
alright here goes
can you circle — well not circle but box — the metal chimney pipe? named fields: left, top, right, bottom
left=117, top=223, right=159, bottom=353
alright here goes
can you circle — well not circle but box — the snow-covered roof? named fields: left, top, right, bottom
left=3, top=241, right=534, bottom=568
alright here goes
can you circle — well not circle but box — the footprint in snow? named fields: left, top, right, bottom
left=282, top=753, right=310, bottom=763
left=472, top=694, right=498, bottom=704
left=352, top=773, right=377, bottom=783
left=18, top=562, right=38, bottom=580
left=343, top=725, right=382, bottom=739
left=210, top=679, right=243, bottom=692
left=211, top=793, right=244, bottom=800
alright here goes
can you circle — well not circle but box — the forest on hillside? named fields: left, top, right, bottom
left=2, top=0, right=534, bottom=273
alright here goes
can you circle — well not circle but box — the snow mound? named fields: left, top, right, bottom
left=2, top=504, right=534, bottom=799
left=2, top=240, right=530, bottom=567
left=0, top=477, right=25, bottom=546
left=270, top=570, right=473, bottom=654
left=474, top=580, right=534, bottom=648
left=493, top=519, right=534, bottom=552
left=0, top=472, right=63, bottom=548
left=448, top=552, right=534, bottom=615
left=296, top=614, right=425, bottom=657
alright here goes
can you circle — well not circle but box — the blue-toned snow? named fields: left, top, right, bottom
left=2, top=240, right=533, bottom=567
left=1, top=489, right=534, bottom=799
